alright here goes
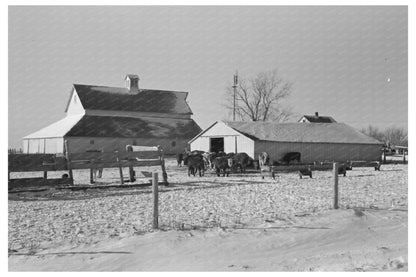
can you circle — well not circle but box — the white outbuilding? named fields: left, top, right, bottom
left=189, top=120, right=383, bottom=163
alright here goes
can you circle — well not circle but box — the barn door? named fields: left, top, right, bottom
left=210, top=137, right=224, bottom=153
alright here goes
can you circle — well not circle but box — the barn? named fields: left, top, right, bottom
left=189, top=120, right=383, bottom=163
left=23, top=74, right=202, bottom=155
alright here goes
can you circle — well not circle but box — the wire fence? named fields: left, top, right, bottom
left=8, top=148, right=23, bottom=154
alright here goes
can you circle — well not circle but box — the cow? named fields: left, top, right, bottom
left=299, top=166, right=312, bottom=179
left=338, top=164, right=347, bottom=176
left=183, top=150, right=205, bottom=166
left=86, top=149, right=104, bottom=178
left=259, top=152, right=270, bottom=167
left=229, top=152, right=251, bottom=173
left=213, top=156, right=232, bottom=177
left=203, top=151, right=226, bottom=170
left=201, top=152, right=215, bottom=169
left=282, top=152, right=301, bottom=164
left=176, top=153, right=184, bottom=167
left=186, top=154, right=205, bottom=177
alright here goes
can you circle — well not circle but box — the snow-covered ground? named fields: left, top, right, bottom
left=8, top=161, right=408, bottom=271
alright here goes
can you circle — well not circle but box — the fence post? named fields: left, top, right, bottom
left=129, top=166, right=135, bottom=182
left=333, top=162, right=339, bottom=209
left=64, top=140, right=74, bottom=185
left=90, top=168, right=94, bottom=184
left=152, top=172, right=159, bottom=230
left=403, top=150, right=406, bottom=164
left=158, top=146, right=168, bottom=185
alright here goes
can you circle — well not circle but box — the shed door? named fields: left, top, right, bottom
left=210, top=137, right=224, bottom=153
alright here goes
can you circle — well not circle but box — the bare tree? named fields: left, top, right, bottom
left=360, top=125, right=408, bottom=146
left=360, top=125, right=385, bottom=143
left=225, top=70, right=292, bottom=122
left=384, top=127, right=408, bottom=146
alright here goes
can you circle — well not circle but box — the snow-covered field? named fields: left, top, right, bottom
left=8, top=160, right=408, bottom=271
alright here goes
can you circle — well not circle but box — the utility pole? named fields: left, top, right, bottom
left=232, top=71, right=238, bottom=121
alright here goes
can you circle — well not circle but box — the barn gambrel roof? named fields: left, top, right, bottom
left=190, top=121, right=382, bottom=145
left=65, top=84, right=193, bottom=115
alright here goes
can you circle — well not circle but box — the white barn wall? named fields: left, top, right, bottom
left=23, top=138, right=64, bottom=154
left=65, top=136, right=188, bottom=155
left=236, top=135, right=255, bottom=158
left=190, top=136, right=210, bottom=152
left=189, top=121, right=255, bottom=158
left=67, top=91, right=85, bottom=115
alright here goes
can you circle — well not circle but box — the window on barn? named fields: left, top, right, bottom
left=171, top=141, right=176, bottom=147
left=90, top=139, right=94, bottom=145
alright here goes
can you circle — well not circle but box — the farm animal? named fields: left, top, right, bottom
left=299, top=167, right=312, bottom=179
left=176, top=153, right=184, bottom=167
left=93, top=168, right=103, bottom=178
left=229, top=152, right=251, bottom=173
left=183, top=150, right=205, bottom=166
left=201, top=152, right=214, bottom=169
left=213, top=156, right=232, bottom=177
left=86, top=149, right=104, bottom=178
left=185, top=153, right=205, bottom=177
left=338, top=164, right=347, bottom=176
left=282, top=152, right=301, bottom=164
left=258, top=152, right=270, bottom=167
left=204, top=151, right=226, bottom=169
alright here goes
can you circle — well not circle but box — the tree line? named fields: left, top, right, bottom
left=360, top=125, right=408, bottom=147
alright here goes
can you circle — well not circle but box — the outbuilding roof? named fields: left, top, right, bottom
left=67, top=84, right=193, bottom=114
left=23, top=114, right=84, bottom=139
left=224, top=121, right=383, bottom=145
left=299, top=115, right=337, bottom=123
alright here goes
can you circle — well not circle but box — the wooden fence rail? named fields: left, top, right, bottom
left=8, top=144, right=169, bottom=188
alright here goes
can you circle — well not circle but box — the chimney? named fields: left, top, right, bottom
left=315, top=112, right=319, bottom=117
left=125, top=74, right=139, bottom=93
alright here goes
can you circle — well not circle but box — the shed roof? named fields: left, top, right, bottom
left=68, top=84, right=193, bottom=114
left=66, top=115, right=202, bottom=139
left=23, top=114, right=84, bottom=139
left=223, top=121, right=382, bottom=145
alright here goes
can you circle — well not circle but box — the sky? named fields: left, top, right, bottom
left=8, top=6, right=407, bottom=149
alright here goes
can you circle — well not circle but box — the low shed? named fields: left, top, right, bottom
left=189, top=121, right=383, bottom=163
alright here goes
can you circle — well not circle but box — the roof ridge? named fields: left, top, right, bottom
left=73, top=83, right=188, bottom=94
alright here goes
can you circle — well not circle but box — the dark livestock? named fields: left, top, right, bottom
left=282, top=152, right=301, bottom=164
left=213, top=156, right=232, bottom=177
left=176, top=153, right=184, bottom=167
left=338, top=164, right=347, bottom=176
left=298, top=167, right=312, bottom=179
left=230, top=152, right=251, bottom=173
left=183, top=150, right=205, bottom=166
left=186, top=154, right=205, bottom=177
